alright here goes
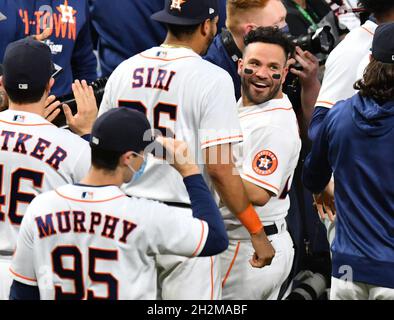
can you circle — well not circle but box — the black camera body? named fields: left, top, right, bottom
left=53, top=77, right=108, bottom=127
left=286, top=25, right=336, bottom=56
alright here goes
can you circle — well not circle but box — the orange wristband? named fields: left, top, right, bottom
left=238, top=204, right=263, bottom=234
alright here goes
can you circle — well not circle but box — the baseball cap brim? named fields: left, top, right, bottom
left=151, top=10, right=208, bottom=25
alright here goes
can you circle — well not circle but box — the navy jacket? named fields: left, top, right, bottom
left=204, top=33, right=241, bottom=100
left=303, top=93, right=394, bottom=288
left=16, top=0, right=97, bottom=97
left=0, top=0, right=25, bottom=62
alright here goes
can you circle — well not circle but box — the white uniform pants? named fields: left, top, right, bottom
left=330, top=277, right=394, bottom=300
left=156, top=254, right=222, bottom=300
left=221, top=224, right=294, bottom=300
left=0, top=256, right=12, bottom=300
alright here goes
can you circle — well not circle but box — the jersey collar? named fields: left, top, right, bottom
left=0, top=109, right=53, bottom=126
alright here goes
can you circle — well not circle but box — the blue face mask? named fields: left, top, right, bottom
left=128, top=154, right=147, bottom=184
left=280, top=24, right=290, bottom=34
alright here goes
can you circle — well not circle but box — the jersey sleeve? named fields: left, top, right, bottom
left=240, top=126, right=298, bottom=196
left=147, top=203, right=209, bottom=257
left=71, top=140, right=91, bottom=183
left=198, top=72, right=243, bottom=149
left=315, top=43, right=357, bottom=109
left=10, top=202, right=37, bottom=287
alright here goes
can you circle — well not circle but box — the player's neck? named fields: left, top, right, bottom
left=80, top=167, right=124, bottom=188
left=376, top=11, right=394, bottom=24
left=162, top=34, right=202, bottom=55
left=8, top=101, right=45, bottom=118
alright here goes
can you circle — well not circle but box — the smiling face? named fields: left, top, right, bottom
left=239, top=42, right=288, bottom=106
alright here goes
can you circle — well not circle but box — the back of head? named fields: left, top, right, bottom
left=90, top=108, right=154, bottom=171
left=355, top=22, right=394, bottom=104
left=226, top=0, right=270, bottom=30
left=2, top=38, right=53, bottom=105
left=151, top=0, right=219, bottom=39
left=358, top=0, right=394, bottom=19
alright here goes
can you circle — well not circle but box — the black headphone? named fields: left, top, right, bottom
left=220, top=28, right=243, bottom=63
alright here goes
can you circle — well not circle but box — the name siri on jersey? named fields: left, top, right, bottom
left=132, top=67, right=177, bottom=91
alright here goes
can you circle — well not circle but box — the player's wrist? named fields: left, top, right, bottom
left=179, top=164, right=200, bottom=178
left=238, top=204, right=263, bottom=235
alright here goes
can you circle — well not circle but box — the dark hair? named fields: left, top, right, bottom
left=243, top=26, right=295, bottom=60
left=91, top=147, right=123, bottom=171
left=358, top=0, right=394, bottom=17
left=354, top=57, right=394, bottom=104
left=4, top=84, right=47, bottom=104
left=166, top=23, right=201, bottom=39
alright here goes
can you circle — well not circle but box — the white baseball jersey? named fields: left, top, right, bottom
left=10, top=184, right=208, bottom=300
left=315, top=20, right=377, bottom=109
left=99, top=46, right=243, bottom=204
left=221, top=94, right=301, bottom=240
left=0, top=110, right=90, bottom=252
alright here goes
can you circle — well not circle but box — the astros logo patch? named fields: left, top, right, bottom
left=170, top=0, right=187, bottom=11
left=252, top=150, right=278, bottom=176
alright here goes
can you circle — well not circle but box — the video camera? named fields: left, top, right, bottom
left=52, top=77, right=108, bottom=127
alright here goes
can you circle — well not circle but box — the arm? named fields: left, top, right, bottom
left=204, top=143, right=275, bottom=267
left=289, top=47, right=321, bottom=135
left=242, top=179, right=272, bottom=207
left=156, top=137, right=228, bottom=256
left=302, top=116, right=333, bottom=194
left=308, top=106, right=330, bottom=142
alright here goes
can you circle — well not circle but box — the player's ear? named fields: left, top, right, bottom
left=201, top=19, right=210, bottom=37
left=238, top=59, right=244, bottom=76
left=47, top=78, right=55, bottom=92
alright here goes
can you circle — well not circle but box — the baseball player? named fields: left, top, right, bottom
left=9, top=108, right=228, bottom=300
left=0, top=38, right=95, bottom=299
left=220, top=27, right=301, bottom=300
left=99, top=0, right=275, bottom=300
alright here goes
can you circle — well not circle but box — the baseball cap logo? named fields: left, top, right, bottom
left=209, top=8, right=215, bottom=15
left=170, top=0, right=187, bottom=11
left=392, top=55, right=394, bottom=61
left=18, top=84, right=28, bottom=90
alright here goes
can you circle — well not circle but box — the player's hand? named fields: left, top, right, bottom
left=31, top=27, right=52, bottom=42
left=289, top=47, right=319, bottom=86
left=156, top=136, right=200, bottom=177
left=249, top=229, right=275, bottom=268
left=44, top=95, right=61, bottom=123
left=63, top=80, right=98, bottom=136
left=313, top=180, right=336, bottom=222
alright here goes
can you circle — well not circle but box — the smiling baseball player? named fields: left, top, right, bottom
left=220, top=27, right=301, bottom=300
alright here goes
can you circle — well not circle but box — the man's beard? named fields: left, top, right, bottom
left=202, top=30, right=215, bottom=56
left=241, top=77, right=282, bottom=105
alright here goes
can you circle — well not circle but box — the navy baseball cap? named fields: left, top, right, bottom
left=3, top=38, right=53, bottom=91
left=151, top=0, right=218, bottom=26
left=91, top=108, right=155, bottom=154
left=372, top=22, right=394, bottom=64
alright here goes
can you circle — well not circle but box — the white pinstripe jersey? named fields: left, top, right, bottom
left=221, top=95, right=301, bottom=239
left=10, top=184, right=207, bottom=299
left=0, top=110, right=90, bottom=252
left=99, top=46, right=243, bottom=204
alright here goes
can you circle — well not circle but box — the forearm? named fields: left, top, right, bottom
left=300, top=78, right=321, bottom=129
left=184, top=174, right=228, bottom=256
